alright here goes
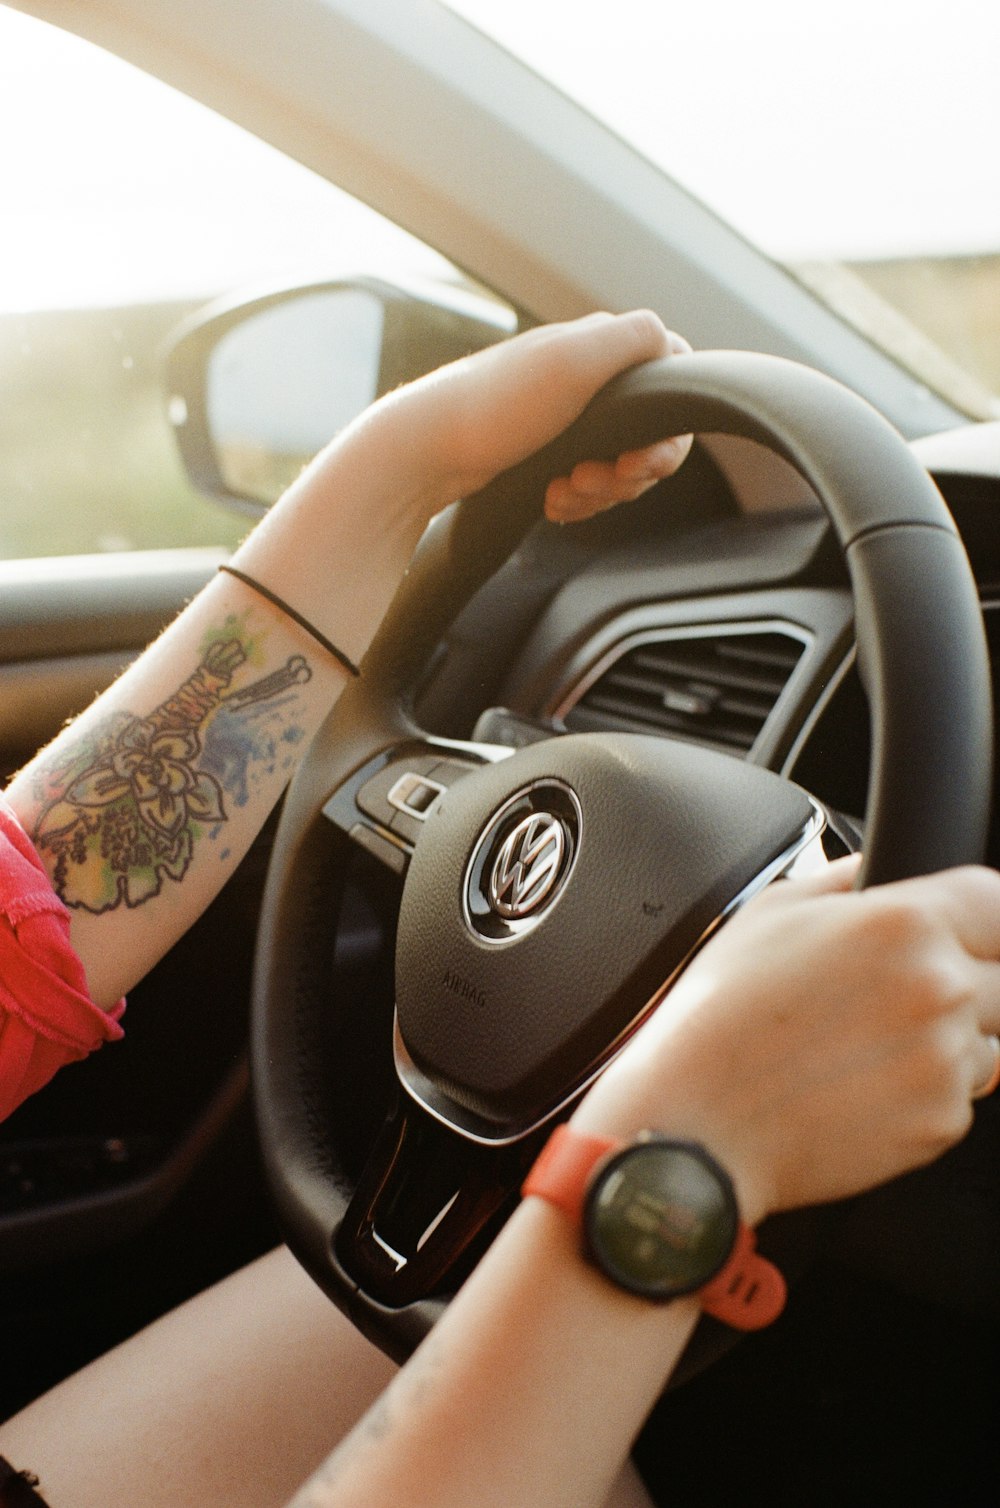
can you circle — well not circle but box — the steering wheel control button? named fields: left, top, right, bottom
left=348, top=822, right=409, bottom=876
left=464, top=780, right=581, bottom=943
left=356, top=754, right=442, bottom=830
left=388, top=771, right=446, bottom=820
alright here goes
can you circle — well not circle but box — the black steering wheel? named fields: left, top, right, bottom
left=251, top=350, right=992, bottom=1365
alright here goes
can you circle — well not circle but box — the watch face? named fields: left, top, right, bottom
left=584, top=1139, right=739, bottom=1301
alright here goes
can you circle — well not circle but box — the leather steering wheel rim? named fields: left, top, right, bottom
left=251, top=349, right=993, bottom=1361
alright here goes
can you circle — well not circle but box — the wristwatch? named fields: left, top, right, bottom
left=522, top=1124, right=786, bottom=1330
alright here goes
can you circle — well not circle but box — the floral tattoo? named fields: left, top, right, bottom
left=31, top=637, right=312, bottom=913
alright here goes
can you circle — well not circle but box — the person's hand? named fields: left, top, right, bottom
left=373, top=309, right=693, bottom=523
left=572, top=857, right=1000, bottom=1225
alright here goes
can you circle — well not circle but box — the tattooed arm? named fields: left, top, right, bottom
left=7, top=588, right=346, bottom=1006
left=4, top=312, right=689, bottom=1008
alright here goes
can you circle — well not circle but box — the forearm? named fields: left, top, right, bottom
left=227, top=395, right=437, bottom=669
left=288, top=1198, right=699, bottom=1508
left=5, top=310, right=689, bottom=1014
left=4, top=409, right=431, bottom=1008
left=5, top=577, right=339, bottom=1006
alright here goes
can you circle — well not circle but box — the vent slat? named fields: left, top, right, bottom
left=630, top=649, right=788, bottom=697
left=564, top=628, right=804, bottom=756
left=717, top=693, right=775, bottom=720
left=717, top=639, right=803, bottom=670
left=568, top=699, right=757, bottom=750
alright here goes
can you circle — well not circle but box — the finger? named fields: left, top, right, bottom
left=544, top=476, right=597, bottom=522
left=544, top=471, right=649, bottom=523
left=544, top=478, right=654, bottom=522
left=553, top=309, right=672, bottom=393
left=544, top=438, right=692, bottom=523
left=926, top=865, right=1000, bottom=962
left=570, top=446, right=688, bottom=497
left=615, top=434, right=694, bottom=483
left=780, top=852, right=863, bottom=897
left=971, top=1032, right=1000, bottom=1098
left=543, top=485, right=604, bottom=524
left=567, top=459, right=621, bottom=496
left=874, top=865, right=1000, bottom=963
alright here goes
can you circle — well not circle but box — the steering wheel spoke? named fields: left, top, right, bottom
left=336, top=1094, right=540, bottom=1307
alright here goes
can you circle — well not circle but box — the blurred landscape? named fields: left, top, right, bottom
left=797, top=251, right=1000, bottom=421
left=0, top=300, right=246, bottom=560
left=856, top=253, right=1000, bottom=389
left=1, top=254, right=998, bottom=562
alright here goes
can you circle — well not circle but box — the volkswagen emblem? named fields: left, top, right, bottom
left=488, top=812, right=565, bottom=919
left=463, top=779, right=581, bottom=944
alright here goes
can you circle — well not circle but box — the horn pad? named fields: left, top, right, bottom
left=395, top=732, right=815, bottom=1133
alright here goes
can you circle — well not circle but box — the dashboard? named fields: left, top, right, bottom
left=412, top=422, right=1000, bottom=870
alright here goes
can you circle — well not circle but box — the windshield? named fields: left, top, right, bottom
left=446, top=0, right=1000, bottom=419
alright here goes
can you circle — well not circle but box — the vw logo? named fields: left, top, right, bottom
left=463, top=779, right=582, bottom=944
left=488, top=813, right=566, bottom=919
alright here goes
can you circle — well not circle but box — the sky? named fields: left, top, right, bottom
left=1, top=1, right=998, bottom=312
left=0, top=6, right=449, bottom=312
left=450, top=0, right=1000, bottom=262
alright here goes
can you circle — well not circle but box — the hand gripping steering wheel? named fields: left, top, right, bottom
left=251, top=351, right=992, bottom=1364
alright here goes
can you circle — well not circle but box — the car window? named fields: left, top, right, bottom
left=447, top=0, right=1000, bottom=421
left=0, top=5, right=463, bottom=561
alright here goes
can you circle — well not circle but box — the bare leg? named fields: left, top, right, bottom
left=0, top=1247, right=394, bottom=1508
left=607, top=1460, right=657, bottom=1508
left=0, top=1246, right=655, bottom=1507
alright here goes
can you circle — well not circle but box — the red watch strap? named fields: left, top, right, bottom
left=522, top=1124, right=786, bottom=1331
left=522, top=1126, right=617, bottom=1222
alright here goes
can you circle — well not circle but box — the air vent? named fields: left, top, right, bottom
left=562, top=626, right=807, bottom=755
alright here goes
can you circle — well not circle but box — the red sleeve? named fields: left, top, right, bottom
left=0, top=794, right=124, bottom=1123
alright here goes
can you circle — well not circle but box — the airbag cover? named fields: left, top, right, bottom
left=396, top=733, right=813, bottom=1127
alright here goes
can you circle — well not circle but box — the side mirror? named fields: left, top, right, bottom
left=164, top=276, right=514, bottom=514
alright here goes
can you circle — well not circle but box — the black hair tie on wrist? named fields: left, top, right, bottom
left=217, top=564, right=361, bottom=678
left=0, top=1457, right=53, bottom=1507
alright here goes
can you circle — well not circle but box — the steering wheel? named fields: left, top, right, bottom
left=251, top=350, right=992, bottom=1365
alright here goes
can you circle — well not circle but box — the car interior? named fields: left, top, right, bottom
left=1, top=1, right=998, bottom=1503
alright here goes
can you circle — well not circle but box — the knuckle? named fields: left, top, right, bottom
left=932, top=863, right=1000, bottom=919
left=902, top=1024, right=975, bottom=1148
left=860, top=895, right=969, bottom=1018
left=926, top=1096, right=975, bottom=1149
left=631, top=307, right=663, bottom=336
left=929, top=1018, right=970, bottom=1085
left=866, top=893, right=930, bottom=952
left=952, top=861, right=1000, bottom=893
left=908, top=955, right=968, bottom=1019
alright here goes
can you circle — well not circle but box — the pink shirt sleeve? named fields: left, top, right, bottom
left=0, top=793, right=124, bottom=1123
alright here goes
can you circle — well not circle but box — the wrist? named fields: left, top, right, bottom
left=522, top=1125, right=786, bottom=1329
left=353, top=378, right=465, bottom=526
left=570, top=1054, right=775, bottom=1230
left=231, top=401, right=439, bottom=666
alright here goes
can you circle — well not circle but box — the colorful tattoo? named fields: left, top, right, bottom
left=31, top=637, right=312, bottom=913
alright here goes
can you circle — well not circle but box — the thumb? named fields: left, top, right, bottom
left=781, top=852, right=862, bottom=898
